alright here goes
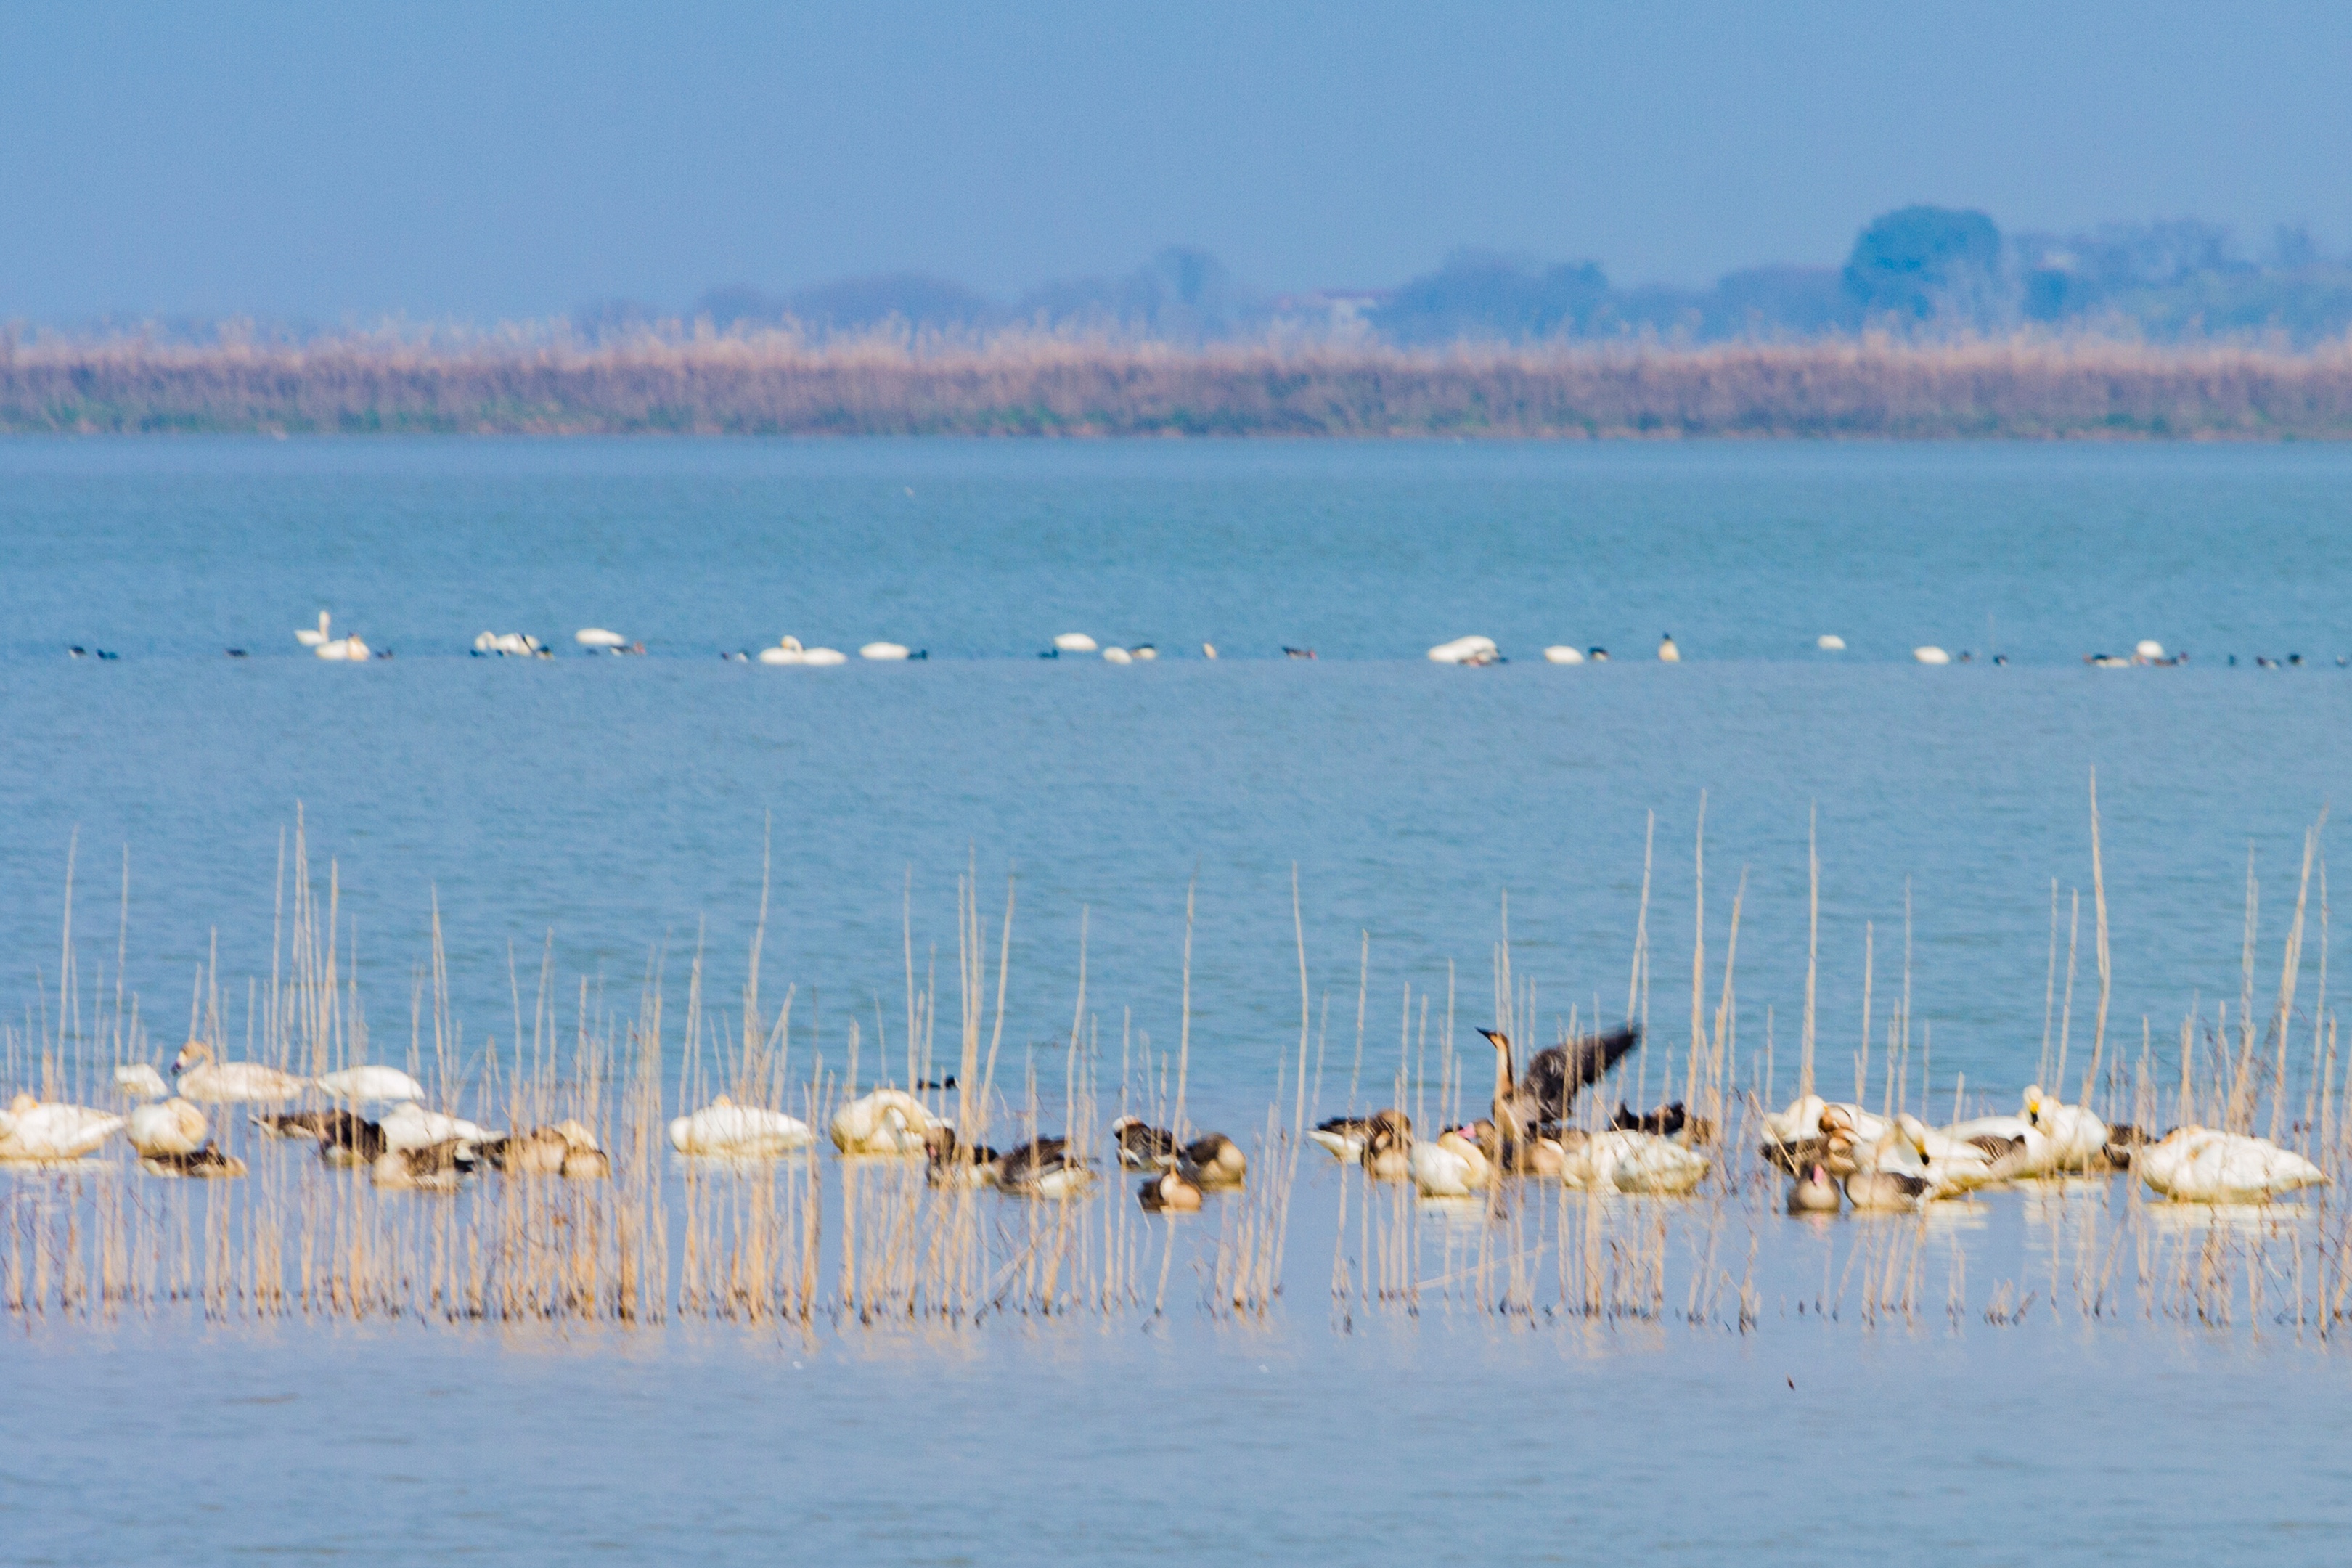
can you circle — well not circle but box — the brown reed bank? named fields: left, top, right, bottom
left=9, top=334, right=2352, bottom=438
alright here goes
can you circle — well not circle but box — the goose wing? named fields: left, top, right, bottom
left=1519, top=1024, right=1641, bottom=1119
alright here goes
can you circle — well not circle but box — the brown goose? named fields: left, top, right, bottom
left=141, top=1143, right=248, bottom=1179
left=479, top=1119, right=609, bottom=1178
left=923, top=1127, right=1004, bottom=1188
left=1787, top=1162, right=1842, bottom=1214
left=370, top=1139, right=478, bottom=1192
left=1479, top=1024, right=1643, bottom=1129
left=1180, top=1132, right=1246, bottom=1189
left=1138, top=1167, right=1203, bottom=1212
left=1360, top=1113, right=1413, bottom=1182
left=995, top=1137, right=1095, bottom=1199
left=1111, top=1116, right=1182, bottom=1169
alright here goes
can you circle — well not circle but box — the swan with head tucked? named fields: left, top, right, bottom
left=1559, top=1129, right=1711, bottom=1195
left=1408, top=1127, right=1494, bottom=1197
left=2136, top=1127, right=2326, bottom=1203
left=379, top=1101, right=496, bottom=1153
left=829, top=1087, right=946, bottom=1155
left=172, top=1042, right=309, bottom=1103
left=314, top=1065, right=428, bottom=1103
left=114, top=1063, right=171, bottom=1100
left=669, top=1095, right=814, bottom=1156
left=128, top=1097, right=209, bottom=1156
left=0, top=1093, right=125, bottom=1162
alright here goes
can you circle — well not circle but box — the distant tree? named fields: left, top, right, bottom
left=1705, top=266, right=1850, bottom=338
left=571, top=298, right=661, bottom=344
left=1013, top=246, right=1254, bottom=342
left=784, top=274, right=999, bottom=335
left=1368, top=251, right=1610, bottom=345
left=692, top=284, right=789, bottom=330
left=1842, top=206, right=2004, bottom=323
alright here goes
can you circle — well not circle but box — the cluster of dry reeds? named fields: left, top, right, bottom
left=7, top=332, right=2352, bottom=437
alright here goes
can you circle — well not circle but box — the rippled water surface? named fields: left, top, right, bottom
left=4, top=437, right=2351, bottom=1562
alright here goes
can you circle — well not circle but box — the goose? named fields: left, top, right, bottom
left=172, top=1042, right=309, bottom=1103
left=1102, top=647, right=1134, bottom=665
left=829, top=1087, right=946, bottom=1155
left=2022, top=1085, right=2110, bottom=1170
left=922, top=1127, right=1004, bottom=1187
left=1469, top=1118, right=1574, bottom=1177
left=1053, top=633, right=1098, bottom=653
left=296, top=611, right=332, bottom=648
left=481, top=1119, right=608, bottom=1178
left=1940, top=1112, right=2057, bottom=1177
left=113, top=1062, right=170, bottom=1100
left=1657, top=633, right=1680, bottom=663
left=575, top=628, right=629, bottom=649
left=1788, top=1163, right=1843, bottom=1214
left=314, top=1064, right=428, bottom=1103
left=2136, top=1127, right=2326, bottom=1203
left=1611, top=1101, right=1707, bottom=1141
left=1310, top=1107, right=1408, bottom=1164
left=1408, top=1127, right=1493, bottom=1197
left=370, top=1140, right=478, bottom=1192
left=1479, top=1025, right=1642, bottom=1127
left=1809, top=1100, right=1894, bottom=1146
left=0, top=1093, right=125, bottom=1161
left=1913, top=646, right=1951, bottom=666
left=996, top=1137, right=1095, bottom=1199
left=255, top=1108, right=385, bottom=1165
left=1138, top=1167, right=1203, bottom=1212
left=1897, top=1113, right=2014, bottom=1196
left=379, top=1101, right=496, bottom=1153
left=859, top=642, right=912, bottom=661
left=1132, top=645, right=1157, bottom=661
left=1817, top=634, right=1847, bottom=651
left=2100, top=1123, right=2158, bottom=1169
left=142, top=1144, right=247, bottom=1179
left=669, top=1095, right=814, bottom=1156
left=1360, top=1117, right=1414, bottom=1182
left=1542, top=645, right=1586, bottom=664
left=127, top=1097, right=209, bottom=1156
left=314, top=635, right=371, bottom=662
left=1111, top=1116, right=1181, bottom=1169
left=1844, top=1164, right=1932, bottom=1211
left=1426, top=634, right=1498, bottom=666
left=1180, top=1132, right=1247, bottom=1189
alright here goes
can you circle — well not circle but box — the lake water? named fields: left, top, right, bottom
left=4, top=437, right=2351, bottom=1563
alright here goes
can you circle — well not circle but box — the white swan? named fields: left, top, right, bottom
left=860, top=642, right=911, bottom=661
left=1657, top=634, right=1681, bottom=663
left=668, top=1094, right=814, bottom=1156
left=758, top=636, right=847, bottom=666
left=1132, top=645, right=1158, bottom=661
left=173, top=1041, right=310, bottom=1103
left=1898, top=1112, right=2022, bottom=1195
left=315, top=635, right=371, bottom=662
left=1408, top=1127, right=1493, bottom=1196
left=1427, top=635, right=1498, bottom=666
left=576, top=628, right=629, bottom=649
left=296, top=611, right=332, bottom=648
left=379, top=1101, right=496, bottom=1153
left=1102, top=647, right=1134, bottom=665
left=1817, top=634, right=1847, bottom=651
left=128, top=1097, right=209, bottom=1156
left=1542, top=645, right=1586, bottom=664
left=829, top=1088, right=946, bottom=1156
left=2134, top=640, right=2165, bottom=662
left=113, top=1063, right=170, bottom=1100
left=0, top=1093, right=125, bottom=1161
left=1561, top=1130, right=1711, bottom=1195
left=314, top=1065, right=428, bottom=1103
left=1053, top=632, right=1098, bottom=653
left=1763, top=1095, right=1890, bottom=1146
left=2137, top=1127, right=2326, bottom=1202
left=2022, top=1085, right=2110, bottom=1170
left=1913, top=646, right=1951, bottom=665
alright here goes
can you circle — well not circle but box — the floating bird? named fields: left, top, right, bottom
left=1309, top=1107, right=1408, bottom=1164
left=254, top=1108, right=385, bottom=1165
left=1657, top=633, right=1680, bottom=663
left=296, top=612, right=332, bottom=648
left=1138, top=1167, right=1203, bottom=1212
left=1427, top=634, right=1499, bottom=666
left=380, top=1101, right=496, bottom=1153
left=142, top=1145, right=247, bottom=1178
left=575, top=628, right=629, bottom=649
left=1053, top=632, right=1098, bottom=653
left=314, top=635, right=371, bottom=662
left=314, top=1064, right=428, bottom=1103
left=1360, top=1115, right=1413, bottom=1182
left=1787, top=1163, right=1843, bottom=1214
left=1283, top=647, right=1318, bottom=659
left=1587, top=647, right=1609, bottom=661
left=173, top=1041, right=309, bottom=1103
left=995, top=1137, right=1096, bottom=1198
left=758, top=635, right=848, bottom=666
left=1111, top=1116, right=1181, bottom=1169
left=370, top=1140, right=477, bottom=1192
left=1611, top=1101, right=1712, bottom=1143
left=473, top=631, right=545, bottom=657
left=1202, top=643, right=1218, bottom=659
left=127, top=1098, right=209, bottom=1156
left=1133, top=645, right=1157, bottom=660
left=0, top=1093, right=125, bottom=1162
left=1561, top=1130, right=1711, bottom=1194
left=921, top=1127, right=1004, bottom=1187
left=1816, top=634, right=1846, bottom=651
left=1844, top=1164, right=1932, bottom=1211
left=113, top=1063, right=170, bottom=1100
left=2134, top=640, right=2165, bottom=662
left=828, top=1088, right=945, bottom=1155
left=479, top=1119, right=608, bottom=1178
left=1542, top=645, right=1586, bottom=664
left=2135, top=1127, right=2325, bottom=1203
left=1103, top=647, right=1134, bottom=664
left=226, top=648, right=248, bottom=658
left=1913, top=646, right=1951, bottom=666
left=2022, top=1085, right=2111, bottom=1170
left=1479, top=1025, right=1643, bottom=1127
left=1181, top=1132, right=1247, bottom=1189
left=1408, top=1126, right=1494, bottom=1196
left=669, top=1095, right=814, bottom=1156
left=859, top=642, right=914, bottom=661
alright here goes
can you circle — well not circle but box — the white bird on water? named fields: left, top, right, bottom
left=1542, top=645, right=1586, bottom=664
left=758, top=636, right=848, bottom=666
left=575, top=628, right=629, bottom=649
left=1102, top=647, right=1134, bottom=665
left=1818, top=634, right=1847, bottom=651
left=1427, top=635, right=1498, bottom=666
left=1913, top=645, right=1952, bottom=665
left=315, top=633, right=371, bottom=661
left=295, top=611, right=332, bottom=648
left=669, top=1095, right=814, bottom=1156
left=316, top=1064, right=428, bottom=1103
left=0, top=1093, right=125, bottom=1162
left=1657, top=633, right=1681, bottom=663
left=1054, top=632, right=1098, bottom=653
left=173, top=1042, right=310, bottom=1103
left=860, top=642, right=912, bottom=661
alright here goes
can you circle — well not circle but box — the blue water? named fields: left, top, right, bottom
left=4, top=436, right=2351, bottom=1561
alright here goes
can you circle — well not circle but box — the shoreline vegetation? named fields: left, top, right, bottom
left=7, top=334, right=2352, bottom=438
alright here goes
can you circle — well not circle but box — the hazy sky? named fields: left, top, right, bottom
left=4, top=1, right=2348, bottom=319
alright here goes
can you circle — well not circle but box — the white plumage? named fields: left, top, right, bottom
left=315, top=1065, right=429, bottom=1103
left=829, top=1088, right=946, bottom=1155
left=669, top=1095, right=814, bottom=1156
left=2137, top=1127, right=2326, bottom=1203
left=0, top=1094, right=124, bottom=1161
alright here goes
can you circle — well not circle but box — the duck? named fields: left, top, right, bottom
left=314, top=1064, right=428, bottom=1103
left=1787, top=1163, right=1843, bottom=1214
left=1111, top=1116, right=1181, bottom=1169
left=669, top=1095, right=814, bottom=1156
left=1408, top=1127, right=1494, bottom=1197
left=1657, top=633, right=1681, bottom=663
left=0, top=1093, right=126, bottom=1161
left=479, top=1119, right=609, bottom=1178
left=1479, top=1024, right=1643, bottom=1127
left=141, top=1144, right=248, bottom=1179
left=113, top=1063, right=170, bottom=1100
left=295, top=611, right=332, bottom=648
left=1180, top=1132, right=1247, bottom=1189
left=2022, top=1085, right=2110, bottom=1170
left=1138, top=1167, right=1204, bottom=1212
left=829, top=1087, right=947, bottom=1155
left=378, top=1101, right=496, bottom=1153
left=370, top=1140, right=478, bottom=1192
left=2135, top=1127, right=2327, bottom=1203
left=1360, top=1114, right=1414, bottom=1182
left=127, top=1097, right=209, bottom=1156
left=172, top=1041, right=310, bottom=1103
left=1309, top=1108, right=1405, bottom=1163
left=996, top=1137, right=1095, bottom=1199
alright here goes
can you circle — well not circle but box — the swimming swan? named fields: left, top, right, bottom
left=1542, top=645, right=1587, bottom=664
left=314, top=635, right=371, bottom=661
left=0, top=1093, right=125, bottom=1161
left=575, top=628, right=629, bottom=649
left=758, top=636, right=849, bottom=666
left=860, top=642, right=912, bottom=661
left=829, top=1088, right=946, bottom=1155
left=128, top=1097, right=210, bottom=1156
left=669, top=1095, right=814, bottom=1156
left=2136, top=1127, right=2326, bottom=1203
left=314, top=1065, right=428, bottom=1103
left=172, top=1042, right=310, bottom=1103
left=1053, top=633, right=1098, bottom=653
left=296, top=611, right=332, bottom=648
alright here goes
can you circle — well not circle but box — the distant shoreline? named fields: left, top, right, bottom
left=5, top=338, right=2351, bottom=438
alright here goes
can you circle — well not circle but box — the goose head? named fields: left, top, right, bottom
left=172, top=1040, right=216, bottom=1075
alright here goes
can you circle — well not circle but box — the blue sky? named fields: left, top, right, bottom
left=3, top=0, right=2348, bottom=319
